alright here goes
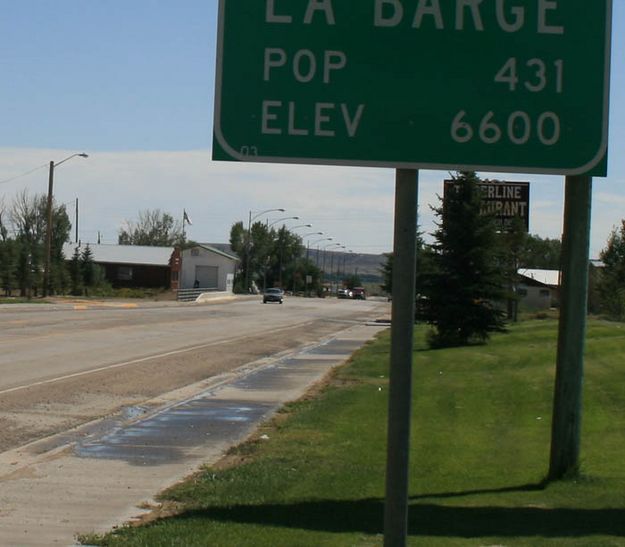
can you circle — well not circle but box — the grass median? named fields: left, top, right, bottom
left=83, top=317, right=625, bottom=546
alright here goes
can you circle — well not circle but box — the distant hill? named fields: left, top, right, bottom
left=205, top=243, right=386, bottom=282
left=307, top=248, right=386, bottom=282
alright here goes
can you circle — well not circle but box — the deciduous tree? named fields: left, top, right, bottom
left=118, top=209, right=184, bottom=247
left=597, top=220, right=625, bottom=320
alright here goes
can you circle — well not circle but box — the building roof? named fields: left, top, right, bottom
left=192, top=244, right=239, bottom=262
left=63, top=243, right=175, bottom=267
left=517, top=268, right=560, bottom=287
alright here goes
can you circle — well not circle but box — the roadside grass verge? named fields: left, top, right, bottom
left=83, top=318, right=625, bottom=546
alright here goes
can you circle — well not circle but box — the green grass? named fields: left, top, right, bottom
left=83, top=318, right=625, bottom=546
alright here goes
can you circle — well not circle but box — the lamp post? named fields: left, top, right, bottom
left=322, top=242, right=341, bottom=288
left=268, top=216, right=299, bottom=228
left=343, top=250, right=353, bottom=286
left=302, top=233, right=324, bottom=262
left=301, top=235, right=329, bottom=296
left=311, top=237, right=332, bottom=267
left=333, top=245, right=347, bottom=290
left=279, top=224, right=311, bottom=290
left=245, top=208, right=285, bottom=292
left=267, top=215, right=298, bottom=290
left=43, top=153, right=89, bottom=297
left=290, top=224, right=313, bottom=232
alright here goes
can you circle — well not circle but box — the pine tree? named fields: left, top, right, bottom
left=425, top=171, right=506, bottom=347
left=81, top=245, right=96, bottom=296
left=69, top=247, right=83, bottom=296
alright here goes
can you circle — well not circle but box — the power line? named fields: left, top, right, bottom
left=0, top=163, right=47, bottom=186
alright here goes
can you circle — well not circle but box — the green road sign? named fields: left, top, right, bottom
left=213, top=0, right=612, bottom=175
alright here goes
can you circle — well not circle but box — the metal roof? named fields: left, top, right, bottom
left=62, top=243, right=175, bottom=267
left=517, top=268, right=561, bottom=287
left=193, top=244, right=239, bottom=262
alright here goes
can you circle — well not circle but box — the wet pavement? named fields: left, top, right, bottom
left=0, top=323, right=387, bottom=546
left=74, top=337, right=366, bottom=467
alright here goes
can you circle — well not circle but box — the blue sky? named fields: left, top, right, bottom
left=0, top=1, right=623, bottom=257
left=0, top=1, right=215, bottom=151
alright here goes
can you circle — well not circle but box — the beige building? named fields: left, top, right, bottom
left=517, top=268, right=560, bottom=310
left=180, top=245, right=238, bottom=292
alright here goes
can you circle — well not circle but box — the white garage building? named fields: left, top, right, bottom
left=180, top=244, right=238, bottom=292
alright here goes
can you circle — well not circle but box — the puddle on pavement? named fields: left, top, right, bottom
left=76, top=399, right=273, bottom=466
left=74, top=337, right=367, bottom=466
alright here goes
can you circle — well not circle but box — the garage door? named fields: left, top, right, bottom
left=195, top=265, right=218, bottom=289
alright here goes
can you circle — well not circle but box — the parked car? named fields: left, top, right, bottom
left=337, top=288, right=352, bottom=299
left=263, top=288, right=284, bottom=304
left=352, top=287, right=366, bottom=300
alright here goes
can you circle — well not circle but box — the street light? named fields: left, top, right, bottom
left=43, top=153, right=89, bottom=297
left=268, top=216, right=299, bottom=228
left=325, top=243, right=343, bottom=290
left=285, top=225, right=313, bottom=292
left=301, top=231, right=323, bottom=240
left=289, top=224, right=313, bottom=231
left=336, top=245, right=347, bottom=283
left=322, top=242, right=342, bottom=286
left=245, top=208, right=285, bottom=292
left=309, top=237, right=332, bottom=265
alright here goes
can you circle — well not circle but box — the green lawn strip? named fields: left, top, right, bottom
left=84, top=319, right=625, bottom=546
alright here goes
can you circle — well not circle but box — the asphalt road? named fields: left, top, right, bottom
left=0, top=295, right=389, bottom=452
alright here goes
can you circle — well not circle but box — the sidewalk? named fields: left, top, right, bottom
left=0, top=322, right=387, bottom=546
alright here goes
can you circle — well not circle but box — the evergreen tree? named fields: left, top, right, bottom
left=380, top=252, right=393, bottom=294
left=48, top=203, right=72, bottom=295
left=425, top=171, right=506, bottom=347
left=229, top=221, right=248, bottom=292
left=0, top=238, right=18, bottom=296
left=379, top=232, right=437, bottom=299
left=81, top=245, right=96, bottom=296
left=69, top=247, right=83, bottom=296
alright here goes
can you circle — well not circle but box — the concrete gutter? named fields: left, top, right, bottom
left=195, top=291, right=239, bottom=304
left=0, top=321, right=388, bottom=546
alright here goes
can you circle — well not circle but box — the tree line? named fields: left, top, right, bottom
left=230, top=221, right=321, bottom=294
left=0, top=191, right=101, bottom=298
left=381, top=171, right=625, bottom=348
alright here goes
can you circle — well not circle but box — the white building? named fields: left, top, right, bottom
left=63, top=243, right=238, bottom=293
left=517, top=268, right=561, bottom=310
left=180, top=245, right=238, bottom=292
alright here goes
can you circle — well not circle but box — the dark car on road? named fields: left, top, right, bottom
left=352, top=287, right=366, bottom=300
left=263, top=288, right=284, bottom=304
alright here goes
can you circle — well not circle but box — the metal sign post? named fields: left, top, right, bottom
left=384, top=169, right=419, bottom=546
left=549, top=176, right=593, bottom=479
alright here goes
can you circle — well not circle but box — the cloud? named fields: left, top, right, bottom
left=1, top=147, right=624, bottom=258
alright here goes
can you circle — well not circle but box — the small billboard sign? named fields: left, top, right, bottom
left=444, top=180, right=530, bottom=231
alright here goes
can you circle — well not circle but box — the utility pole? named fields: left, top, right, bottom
left=43, top=161, right=55, bottom=298
left=42, top=153, right=88, bottom=298
left=75, top=198, right=79, bottom=243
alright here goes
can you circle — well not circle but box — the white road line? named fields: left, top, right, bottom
left=0, top=321, right=318, bottom=396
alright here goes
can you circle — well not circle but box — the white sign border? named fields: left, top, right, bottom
left=213, top=0, right=612, bottom=176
